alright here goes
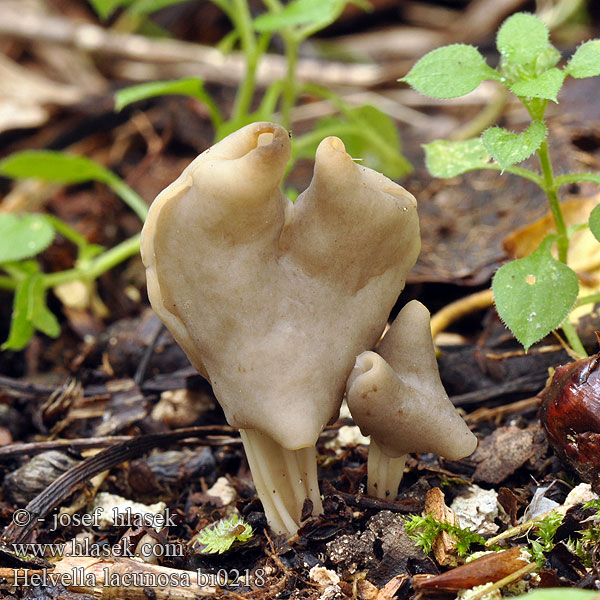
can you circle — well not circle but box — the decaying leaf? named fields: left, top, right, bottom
left=415, top=547, right=528, bottom=591
left=472, top=424, right=547, bottom=485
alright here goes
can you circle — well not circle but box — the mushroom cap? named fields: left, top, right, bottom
left=346, top=300, right=477, bottom=459
left=141, top=122, right=420, bottom=450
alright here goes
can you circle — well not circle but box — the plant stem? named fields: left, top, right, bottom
left=555, top=173, right=600, bottom=188
left=537, top=140, right=569, bottom=263
left=561, top=318, right=587, bottom=358
left=280, top=33, right=299, bottom=129
left=230, top=0, right=259, bottom=122
left=576, top=292, right=600, bottom=308
left=43, top=234, right=141, bottom=289
left=521, top=98, right=588, bottom=356
left=450, top=86, right=508, bottom=141
left=535, top=140, right=587, bottom=356
left=106, top=177, right=148, bottom=222
left=493, top=165, right=545, bottom=187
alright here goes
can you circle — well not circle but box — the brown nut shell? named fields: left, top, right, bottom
left=539, top=353, right=600, bottom=492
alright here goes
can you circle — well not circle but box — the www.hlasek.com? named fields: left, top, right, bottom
left=12, top=536, right=184, bottom=560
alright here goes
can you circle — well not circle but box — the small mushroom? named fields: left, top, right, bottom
left=141, top=122, right=420, bottom=534
left=346, top=300, right=477, bottom=499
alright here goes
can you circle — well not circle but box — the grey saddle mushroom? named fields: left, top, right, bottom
left=346, top=300, right=477, bottom=500
left=141, top=122, right=420, bottom=534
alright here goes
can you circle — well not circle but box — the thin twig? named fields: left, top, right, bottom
left=0, top=4, right=385, bottom=88
left=430, top=289, right=494, bottom=339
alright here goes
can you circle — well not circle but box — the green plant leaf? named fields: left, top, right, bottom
left=253, top=0, right=369, bottom=33
left=115, top=78, right=208, bottom=110
left=2, top=276, right=35, bottom=351
left=88, top=0, right=135, bottom=19
left=0, top=151, right=114, bottom=185
left=400, top=44, right=500, bottom=99
left=589, top=203, right=600, bottom=242
left=481, top=121, right=546, bottom=170
left=29, top=275, right=60, bottom=338
left=423, top=138, right=491, bottom=178
left=0, top=214, right=55, bottom=263
left=0, top=150, right=148, bottom=222
left=293, top=105, right=411, bottom=179
left=510, top=68, right=565, bottom=102
left=128, top=0, right=193, bottom=15
left=492, top=237, right=579, bottom=351
left=2, top=273, right=59, bottom=351
left=567, top=40, right=600, bottom=79
left=496, top=13, right=549, bottom=66
left=511, top=590, right=600, bottom=600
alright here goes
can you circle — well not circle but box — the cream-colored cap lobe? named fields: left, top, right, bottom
left=346, top=300, right=477, bottom=460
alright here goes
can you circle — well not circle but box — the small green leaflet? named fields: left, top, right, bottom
left=115, top=78, right=209, bottom=111
left=496, top=13, right=549, bottom=66
left=481, top=121, right=546, bottom=170
left=589, top=203, right=600, bottom=243
left=2, top=274, right=60, bottom=351
left=567, top=40, right=600, bottom=79
left=192, top=514, right=253, bottom=554
left=423, top=138, right=491, bottom=178
left=400, top=44, right=500, bottom=99
left=492, top=237, right=579, bottom=352
left=253, top=0, right=370, bottom=34
left=0, top=214, right=55, bottom=263
left=0, top=151, right=114, bottom=185
left=510, top=68, right=566, bottom=102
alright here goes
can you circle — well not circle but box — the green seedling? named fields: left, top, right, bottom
left=111, top=0, right=411, bottom=181
left=512, top=591, right=600, bottom=600
left=527, top=510, right=564, bottom=566
left=404, top=513, right=488, bottom=557
left=191, top=514, right=253, bottom=554
left=568, top=499, right=600, bottom=567
left=0, top=152, right=146, bottom=351
left=401, top=12, right=600, bottom=354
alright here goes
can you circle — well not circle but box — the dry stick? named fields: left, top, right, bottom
left=0, top=4, right=384, bottom=88
left=430, top=289, right=494, bottom=340
left=467, top=562, right=538, bottom=600
left=0, top=374, right=58, bottom=397
left=0, top=426, right=236, bottom=544
left=320, top=481, right=420, bottom=513
left=0, top=426, right=238, bottom=461
left=449, top=372, right=548, bottom=407
left=485, top=505, right=569, bottom=547
left=133, top=322, right=165, bottom=386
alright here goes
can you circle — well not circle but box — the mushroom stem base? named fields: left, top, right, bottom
left=367, top=439, right=407, bottom=500
left=240, top=429, right=323, bottom=535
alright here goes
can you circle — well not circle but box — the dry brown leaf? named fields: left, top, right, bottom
left=415, top=547, right=527, bottom=591
left=472, top=424, right=546, bottom=484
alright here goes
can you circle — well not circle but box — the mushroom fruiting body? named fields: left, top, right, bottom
left=141, top=122, right=421, bottom=534
left=346, top=300, right=477, bottom=499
